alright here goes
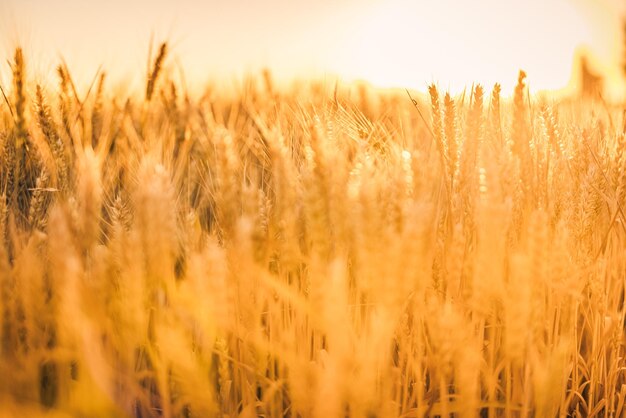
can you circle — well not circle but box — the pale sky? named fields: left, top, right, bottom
left=1, top=0, right=624, bottom=95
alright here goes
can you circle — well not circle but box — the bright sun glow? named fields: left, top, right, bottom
left=331, top=0, right=598, bottom=94
left=0, top=0, right=623, bottom=95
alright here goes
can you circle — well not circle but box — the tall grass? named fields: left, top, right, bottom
left=0, top=47, right=625, bottom=418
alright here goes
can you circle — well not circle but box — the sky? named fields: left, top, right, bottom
left=1, top=0, right=625, bottom=96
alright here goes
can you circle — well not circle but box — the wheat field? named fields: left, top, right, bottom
left=0, top=45, right=625, bottom=418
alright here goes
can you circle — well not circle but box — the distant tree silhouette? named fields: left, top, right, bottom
left=580, top=55, right=602, bottom=98
left=621, top=17, right=626, bottom=99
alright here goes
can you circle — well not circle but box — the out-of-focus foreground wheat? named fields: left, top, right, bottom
left=1, top=45, right=625, bottom=418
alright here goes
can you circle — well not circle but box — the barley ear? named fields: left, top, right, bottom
left=146, top=43, right=168, bottom=102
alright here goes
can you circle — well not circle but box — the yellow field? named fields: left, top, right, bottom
left=0, top=46, right=625, bottom=417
